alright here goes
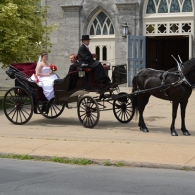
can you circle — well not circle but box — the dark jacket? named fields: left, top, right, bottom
left=77, top=44, right=99, bottom=68
left=68, top=61, right=80, bottom=73
left=77, top=44, right=110, bottom=83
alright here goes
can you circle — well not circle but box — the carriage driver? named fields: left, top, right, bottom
left=77, top=35, right=111, bottom=86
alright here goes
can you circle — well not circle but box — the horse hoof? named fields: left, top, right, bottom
left=171, top=131, right=178, bottom=136
left=140, top=127, right=149, bottom=133
left=183, top=131, right=191, bottom=136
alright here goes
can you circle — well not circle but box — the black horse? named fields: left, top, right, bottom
left=132, top=58, right=195, bottom=136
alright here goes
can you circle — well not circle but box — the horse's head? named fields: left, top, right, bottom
left=182, top=58, right=195, bottom=86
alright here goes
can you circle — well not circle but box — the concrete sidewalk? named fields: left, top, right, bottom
left=0, top=88, right=195, bottom=170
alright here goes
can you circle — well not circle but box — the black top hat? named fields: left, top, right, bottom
left=81, top=35, right=91, bottom=40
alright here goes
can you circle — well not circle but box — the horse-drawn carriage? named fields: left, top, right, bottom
left=3, top=60, right=134, bottom=128
left=3, top=55, right=195, bottom=136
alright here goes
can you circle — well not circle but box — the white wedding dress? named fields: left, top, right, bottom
left=37, top=66, right=58, bottom=100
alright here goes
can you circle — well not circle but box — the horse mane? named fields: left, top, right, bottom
left=181, top=58, right=195, bottom=75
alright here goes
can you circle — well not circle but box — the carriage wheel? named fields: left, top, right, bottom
left=40, top=98, right=65, bottom=119
left=3, top=87, right=33, bottom=125
left=113, top=92, right=135, bottom=123
left=77, top=96, right=100, bottom=128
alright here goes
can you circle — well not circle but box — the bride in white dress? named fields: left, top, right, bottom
left=35, top=52, right=58, bottom=100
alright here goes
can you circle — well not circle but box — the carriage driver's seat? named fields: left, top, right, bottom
left=75, top=53, right=111, bottom=74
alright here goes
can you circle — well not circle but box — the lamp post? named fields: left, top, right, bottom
left=122, top=22, right=129, bottom=38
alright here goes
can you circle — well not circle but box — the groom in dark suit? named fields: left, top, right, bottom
left=77, top=35, right=111, bottom=85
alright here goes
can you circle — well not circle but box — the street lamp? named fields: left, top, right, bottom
left=122, top=22, right=129, bottom=38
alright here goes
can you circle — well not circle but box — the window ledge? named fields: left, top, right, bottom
left=60, top=4, right=83, bottom=12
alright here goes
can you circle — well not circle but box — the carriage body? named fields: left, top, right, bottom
left=3, top=61, right=135, bottom=128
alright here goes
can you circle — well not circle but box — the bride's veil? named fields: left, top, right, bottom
left=35, top=55, right=41, bottom=71
left=30, top=55, right=41, bottom=81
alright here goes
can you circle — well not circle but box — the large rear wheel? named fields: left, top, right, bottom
left=113, top=92, right=135, bottom=123
left=77, top=96, right=100, bottom=128
left=3, top=87, right=33, bottom=125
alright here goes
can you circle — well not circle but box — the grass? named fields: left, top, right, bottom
left=0, top=154, right=93, bottom=166
left=51, top=157, right=93, bottom=165
left=115, top=162, right=124, bottom=167
left=0, top=154, right=194, bottom=171
left=104, top=160, right=112, bottom=166
left=0, top=154, right=125, bottom=167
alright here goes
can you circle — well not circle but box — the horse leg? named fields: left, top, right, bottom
left=180, top=100, right=191, bottom=136
left=170, top=101, right=179, bottom=136
left=138, top=94, right=150, bottom=133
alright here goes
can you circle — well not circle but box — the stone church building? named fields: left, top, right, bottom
left=1, top=0, right=194, bottom=88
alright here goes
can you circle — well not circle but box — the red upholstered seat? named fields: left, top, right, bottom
left=81, top=65, right=110, bottom=72
left=11, top=62, right=37, bottom=77
left=83, top=67, right=93, bottom=72
left=103, top=65, right=110, bottom=70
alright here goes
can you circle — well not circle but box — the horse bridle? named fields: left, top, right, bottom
left=172, top=55, right=195, bottom=88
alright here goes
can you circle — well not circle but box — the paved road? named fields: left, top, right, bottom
left=0, top=158, right=195, bottom=195
left=0, top=89, right=195, bottom=169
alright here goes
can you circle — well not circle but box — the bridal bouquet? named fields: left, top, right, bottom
left=50, top=64, right=57, bottom=73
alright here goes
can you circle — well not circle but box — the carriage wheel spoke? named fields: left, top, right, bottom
left=113, top=93, right=135, bottom=123
left=3, top=87, right=33, bottom=125
left=78, top=96, right=100, bottom=128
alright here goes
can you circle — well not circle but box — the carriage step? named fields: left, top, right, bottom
left=111, top=94, right=130, bottom=100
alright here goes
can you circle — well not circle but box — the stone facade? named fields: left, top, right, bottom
left=45, top=0, right=140, bottom=77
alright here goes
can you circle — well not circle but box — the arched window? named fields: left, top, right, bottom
left=89, top=11, right=114, bottom=35
left=146, top=0, right=193, bottom=14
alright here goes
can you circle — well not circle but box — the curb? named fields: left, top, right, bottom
left=0, top=153, right=194, bottom=171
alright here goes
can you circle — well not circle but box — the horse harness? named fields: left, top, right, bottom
left=160, top=68, right=194, bottom=98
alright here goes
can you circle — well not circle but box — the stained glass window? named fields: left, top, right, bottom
left=110, top=25, right=114, bottom=34
left=155, top=0, right=160, bottom=5
left=103, top=25, right=108, bottom=35
left=146, top=0, right=156, bottom=13
left=107, top=18, right=111, bottom=26
left=97, top=12, right=106, bottom=26
left=158, top=0, right=168, bottom=13
left=90, top=26, right=94, bottom=35
left=94, top=19, right=98, bottom=26
left=97, top=25, right=101, bottom=35
left=146, top=0, right=193, bottom=14
left=182, top=0, right=193, bottom=12
left=89, top=11, right=114, bottom=35
left=170, top=0, right=180, bottom=12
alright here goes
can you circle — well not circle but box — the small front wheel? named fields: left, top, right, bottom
left=3, top=87, right=33, bottom=125
left=113, top=92, right=135, bottom=123
left=77, top=96, right=100, bottom=128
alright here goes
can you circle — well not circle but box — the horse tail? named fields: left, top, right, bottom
left=132, top=76, right=138, bottom=120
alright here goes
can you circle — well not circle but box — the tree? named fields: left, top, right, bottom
left=0, top=0, right=57, bottom=68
